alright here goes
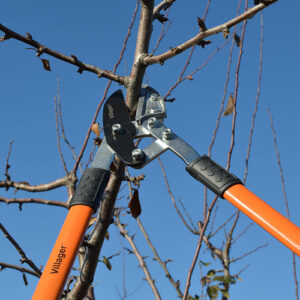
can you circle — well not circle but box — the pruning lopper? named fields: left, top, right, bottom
left=33, top=86, right=300, bottom=300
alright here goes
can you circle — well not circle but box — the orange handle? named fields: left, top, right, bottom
left=224, top=184, right=300, bottom=256
left=32, top=205, right=93, bottom=300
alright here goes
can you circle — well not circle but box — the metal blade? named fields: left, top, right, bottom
left=91, top=138, right=115, bottom=169
left=103, top=89, right=138, bottom=165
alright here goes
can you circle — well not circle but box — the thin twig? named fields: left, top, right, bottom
left=0, top=262, right=40, bottom=278
left=115, top=215, right=162, bottom=300
left=230, top=242, right=269, bottom=263
left=56, top=77, right=81, bottom=173
left=0, top=196, right=68, bottom=208
left=151, top=8, right=172, bottom=55
left=72, top=0, right=140, bottom=173
left=0, top=175, right=72, bottom=192
left=182, top=196, right=218, bottom=300
left=163, top=3, right=213, bottom=100
left=206, top=0, right=242, bottom=226
left=143, top=1, right=278, bottom=65
left=0, top=223, right=42, bottom=276
left=157, top=157, right=197, bottom=234
left=243, top=12, right=264, bottom=184
left=268, top=108, right=299, bottom=300
left=4, top=140, right=13, bottom=182
left=231, top=222, right=254, bottom=245
left=137, top=218, right=183, bottom=298
left=0, top=24, right=126, bottom=84
left=54, top=94, right=68, bottom=174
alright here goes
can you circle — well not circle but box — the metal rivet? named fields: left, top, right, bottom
left=148, top=117, right=157, bottom=128
left=162, top=128, right=172, bottom=140
left=132, top=148, right=144, bottom=161
left=112, top=123, right=122, bottom=135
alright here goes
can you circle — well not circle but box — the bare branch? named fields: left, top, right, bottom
left=0, top=24, right=127, bottom=84
left=143, top=1, right=278, bottom=65
left=230, top=243, right=269, bottom=263
left=116, top=215, right=162, bottom=300
left=0, top=175, right=72, bottom=192
left=157, top=157, right=197, bottom=234
left=54, top=94, right=68, bottom=175
left=4, top=140, right=13, bottom=182
left=0, top=223, right=42, bottom=276
left=151, top=8, right=172, bottom=55
left=72, top=0, right=139, bottom=173
left=0, top=262, right=40, bottom=278
left=268, top=108, right=299, bottom=300
left=164, top=38, right=231, bottom=100
left=137, top=218, right=183, bottom=298
left=182, top=196, right=218, bottom=299
left=56, top=77, right=80, bottom=173
left=243, top=12, right=264, bottom=184
left=0, top=196, right=68, bottom=208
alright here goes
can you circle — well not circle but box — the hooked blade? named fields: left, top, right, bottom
left=103, top=90, right=138, bottom=165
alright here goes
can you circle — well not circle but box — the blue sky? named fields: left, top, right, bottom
left=0, top=1, right=299, bottom=299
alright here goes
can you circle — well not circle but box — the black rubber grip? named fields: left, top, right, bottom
left=69, top=168, right=110, bottom=211
left=186, top=155, right=242, bottom=198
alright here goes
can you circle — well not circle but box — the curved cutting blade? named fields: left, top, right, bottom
left=103, top=90, right=139, bottom=165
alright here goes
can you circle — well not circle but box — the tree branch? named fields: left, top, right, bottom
left=137, top=218, right=183, bottom=298
left=126, top=0, right=154, bottom=113
left=0, top=196, right=68, bottom=208
left=115, top=215, right=162, bottom=300
left=0, top=23, right=127, bottom=85
left=0, top=175, right=73, bottom=192
left=0, top=262, right=40, bottom=278
left=0, top=223, right=42, bottom=276
left=143, top=1, right=278, bottom=65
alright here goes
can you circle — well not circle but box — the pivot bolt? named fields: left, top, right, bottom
left=162, top=128, right=172, bottom=140
left=112, top=123, right=123, bottom=135
left=148, top=117, right=157, bottom=128
left=132, top=148, right=144, bottom=161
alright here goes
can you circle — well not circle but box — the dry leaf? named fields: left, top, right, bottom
left=128, top=189, right=141, bottom=219
left=186, top=76, right=193, bottom=81
left=234, top=34, right=241, bottom=47
left=91, top=123, right=100, bottom=137
left=223, top=94, right=235, bottom=116
left=41, top=59, right=51, bottom=71
left=197, top=17, right=207, bottom=31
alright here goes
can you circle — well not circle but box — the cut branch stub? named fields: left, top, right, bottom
left=222, top=26, right=230, bottom=39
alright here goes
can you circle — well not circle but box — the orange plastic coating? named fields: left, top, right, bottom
left=32, top=205, right=93, bottom=300
left=224, top=184, right=300, bottom=256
